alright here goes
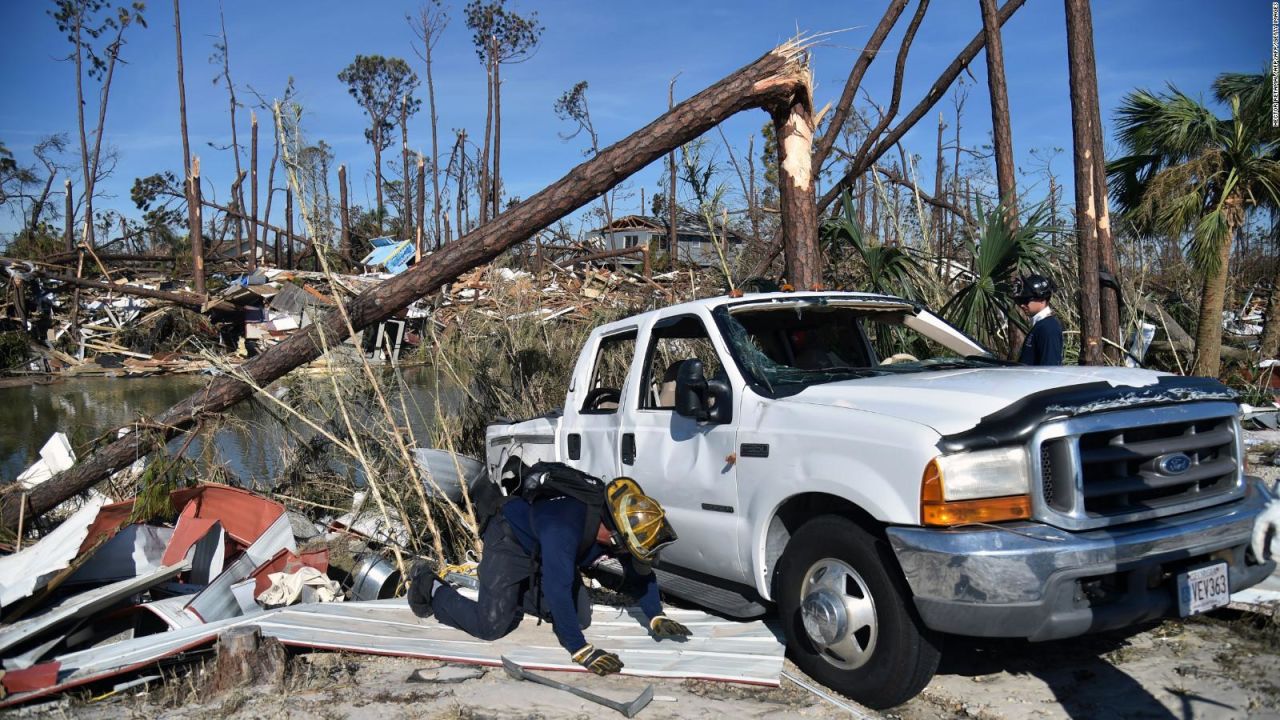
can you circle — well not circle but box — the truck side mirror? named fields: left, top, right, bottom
left=675, top=359, right=732, bottom=424
left=674, top=359, right=708, bottom=420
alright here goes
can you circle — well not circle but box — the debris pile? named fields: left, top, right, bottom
left=2, top=249, right=716, bottom=380
left=0, top=472, right=786, bottom=708
left=0, top=477, right=446, bottom=706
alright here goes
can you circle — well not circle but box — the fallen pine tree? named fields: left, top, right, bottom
left=3, top=39, right=818, bottom=531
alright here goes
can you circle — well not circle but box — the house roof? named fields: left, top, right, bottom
left=360, top=237, right=416, bottom=274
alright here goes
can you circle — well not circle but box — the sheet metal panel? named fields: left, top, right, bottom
left=183, top=513, right=294, bottom=623
left=0, top=597, right=783, bottom=707
left=0, top=563, right=188, bottom=654
left=0, top=496, right=107, bottom=610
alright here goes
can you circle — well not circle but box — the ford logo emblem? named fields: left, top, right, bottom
left=1157, top=453, right=1192, bottom=475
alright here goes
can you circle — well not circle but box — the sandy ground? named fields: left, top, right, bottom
left=11, top=439, right=1280, bottom=719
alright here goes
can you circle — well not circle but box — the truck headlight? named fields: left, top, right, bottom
left=921, top=447, right=1032, bottom=526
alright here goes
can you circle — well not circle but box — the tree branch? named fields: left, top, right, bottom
left=819, top=0, right=1027, bottom=213
left=811, top=0, right=911, bottom=172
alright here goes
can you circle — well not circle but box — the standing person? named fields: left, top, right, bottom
left=407, top=463, right=690, bottom=675
left=1014, top=274, right=1063, bottom=365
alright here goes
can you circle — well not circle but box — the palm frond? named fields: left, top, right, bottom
left=821, top=191, right=924, bottom=300
left=942, top=199, right=1059, bottom=349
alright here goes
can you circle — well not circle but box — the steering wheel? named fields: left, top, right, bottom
left=582, top=386, right=621, bottom=410
left=880, top=353, right=919, bottom=365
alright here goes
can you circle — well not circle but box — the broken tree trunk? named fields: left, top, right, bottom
left=1066, top=0, right=1103, bottom=366
left=339, top=164, right=351, bottom=261
left=1, top=42, right=816, bottom=531
left=251, top=112, right=259, bottom=271
left=63, top=180, right=74, bottom=253
left=285, top=189, right=294, bottom=270
left=209, top=627, right=288, bottom=694
left=773, top=74, right=821, bottom=289
left=1077, top=0, right=1121, bottom=361
left=979, top=0, right=1018, bottom=219
left=30, top=271, right=203, bottom=307
left=416, top=154, right=427, bottom=262
left=190, top=158, right=206, bottom=296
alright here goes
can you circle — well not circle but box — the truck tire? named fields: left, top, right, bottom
left=776, top=515, right=941, bottom=709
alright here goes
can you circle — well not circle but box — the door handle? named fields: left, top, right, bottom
left=621, top=433, right=636, bottom=465
left=567, top=433, right=581, bottom=460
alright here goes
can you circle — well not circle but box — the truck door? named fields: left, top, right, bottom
left=559, top=328, right=637, bottom=482
left=621, top=314, right=748, bottom=584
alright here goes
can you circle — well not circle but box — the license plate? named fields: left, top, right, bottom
left=1176, top=562, right=1230, bottom=617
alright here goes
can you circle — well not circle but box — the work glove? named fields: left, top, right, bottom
left=649, top=614, right=692, bottom=639
left=407, top=560, right=442, bottom=618
left=572, top=644, right=624, bottom=676
left=1252, top=500, right=1280, bottom=562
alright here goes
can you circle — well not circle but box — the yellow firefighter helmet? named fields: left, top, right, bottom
left=605, top=477, right=677, bottom=563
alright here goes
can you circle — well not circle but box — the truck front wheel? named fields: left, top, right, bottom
left=776, top=516, right=941, bottom=709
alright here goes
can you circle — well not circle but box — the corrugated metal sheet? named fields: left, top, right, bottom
left=0, top=497, right=107, bottom=610
left=0, top=563, right=188, bottom=654
left=183, top=513, right=294, bottom=623
left=0, top=597, right=783, bottom=707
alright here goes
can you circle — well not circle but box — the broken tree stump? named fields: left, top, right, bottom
left=209, top=627, right=288, bottom=694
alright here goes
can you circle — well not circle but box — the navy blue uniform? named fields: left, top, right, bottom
left=1019, top=314, right=1063, bottom=365
left=432, top=495, right=662, bottom=654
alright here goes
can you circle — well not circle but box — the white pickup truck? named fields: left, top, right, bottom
left=484, top=291, right=1275, bottom=708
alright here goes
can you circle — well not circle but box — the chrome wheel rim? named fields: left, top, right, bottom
left=799, top=558, right=877, bottom=670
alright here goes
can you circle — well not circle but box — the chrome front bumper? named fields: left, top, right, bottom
left=886, top=477, right=1276, bottom=641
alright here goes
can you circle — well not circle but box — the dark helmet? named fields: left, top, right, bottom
left=1013, top=274, right=1053, bottom=303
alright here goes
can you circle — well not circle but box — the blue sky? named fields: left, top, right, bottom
left=0, top=0, right=1264, bottom=239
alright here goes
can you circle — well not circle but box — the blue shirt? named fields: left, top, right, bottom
left=1019, top=313, right=1063, bottom=365
left=501, top=495, right=663, bottom=653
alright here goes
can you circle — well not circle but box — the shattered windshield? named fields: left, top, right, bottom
left=715, top=301, right=1004, bottom=391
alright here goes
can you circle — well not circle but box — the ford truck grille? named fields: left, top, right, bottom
left=1030, top=401, right=1244, bottom=531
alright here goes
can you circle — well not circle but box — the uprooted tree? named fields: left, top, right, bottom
left=2, top=40, right=819, bottom=531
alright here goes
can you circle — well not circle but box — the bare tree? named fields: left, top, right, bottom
left=52, top=0, right=147, bottom=247
left=25, top=134, right=72, bottom=237
left=1065, top=0, right=1104, bottom=365
left=409, top=2, right=449, bottom=248
left=338, top=55, right=421, bottom=232
left=1078, top=0, right=1121, bottom=358
left=668, top=75, right=679, bottom=264
left=933, top=112, right=946, bottom=257
left=211, top=4, right=247, bottom=254
left=173, top=0, right=194, bottom=270
left=464, top=0, right=542, bottom=224
left=555, top=81, right=611, bottom=232
left=401, top=94, right=412, bottom=239
left=979, top=0, right=1017, bottom=219
left=820, top=0, right=1027, bottom=213
left=246, top=80, right=295, bottom=254
left=812, top=0, right=911, bottom=174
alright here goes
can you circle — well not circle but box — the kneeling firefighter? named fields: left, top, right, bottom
left=408, top=462, right=690, bottom=675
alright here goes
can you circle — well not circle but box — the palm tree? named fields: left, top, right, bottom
left=1108, top=74, right=1280, bottom=377
left=941, top=199, right=1055, bottom=353
left=821, top=191, right=923, bottom=300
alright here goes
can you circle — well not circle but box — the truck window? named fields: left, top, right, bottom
left=581, top=330, right=636, bottom=414
left=640, top=315, right=725, bottom=410
left=718, top=303, right=1005, bottom=392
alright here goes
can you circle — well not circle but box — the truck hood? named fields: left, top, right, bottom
left=775, top=365, right=1171, bottom=436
